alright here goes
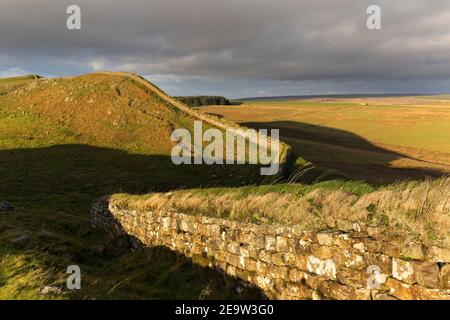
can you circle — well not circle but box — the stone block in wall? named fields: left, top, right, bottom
left=226, top=254, right=241, bottom=268
left=256, top=276, right=273, bottom=293
left=371, top=291, right=398, bottom=300
left=333, top=250, right=366, bottom=270
left=318, top=281, right=370, bottom=300
left=256, top=261, right=269, bottom=275
left=381, top=239, right=402, bottom=258
left=265, top=236, right=276, bottom=251
left=411, top=285, right=450, bottom=300
left=392, top=258, right=415, bottom=284
left=227, top=241, right=240, bottom=255
left=414, top=262, right=439, bottom=288
left=317, top=232, right=334, bottom=246
left=426, top=246, right=450, bottom=263
left=284, top=283, right=313, bottom=300
left=259, top=250, right=272, bottom=264
left=241, top=231, right=256, bottom=245
left=307, top=256, right=337, bottom=280
left=401, top=241, right=425, bottom=260
left=288, top=269, right=306, bottom=282
left=311, top=245, right=333, bottom=260
left=266, top=265, right=289, bottom=279
left=333, top=233, right=352, bottom=249
left=386, top=278, right=413, bottom=300
left=206, top=224, right=221, bottom=237
left=244, top=257, right=257, bottom=272
left=352, top=241, right=365, bottom=254
left=363, top=252, right=392, bottom=275
left=253, top=235, right=266, bottom=250
left=197, top=223, right=207, bottom=235
left=271, top=253, right=285, bottom=267
left=294, top=239, right=312, bottom=255
left=439, top=264, right=450, bottom=289
left=337, top=266, right=370, bottom=289
left=276, top=236, right=289, bottom=252
left=304, top=274, right=321, bottom=290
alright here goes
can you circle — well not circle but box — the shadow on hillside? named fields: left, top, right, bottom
left=0, top=144, right=264, bottom=299
left=242, top=120, right=449, bottom=184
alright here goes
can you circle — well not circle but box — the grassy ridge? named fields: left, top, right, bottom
left=0, top=73, right=264, bottom=299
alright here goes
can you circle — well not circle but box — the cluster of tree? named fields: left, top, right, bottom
left=175, top=96, right=231, bottom=107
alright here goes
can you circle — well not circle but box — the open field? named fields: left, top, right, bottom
left=202, top=96, right=450, bottom=183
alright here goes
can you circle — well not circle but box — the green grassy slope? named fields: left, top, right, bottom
left=0, top=73, right=264, bottom=299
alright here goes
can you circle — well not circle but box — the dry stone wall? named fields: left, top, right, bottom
left=92, top=199, right=450, bottom=300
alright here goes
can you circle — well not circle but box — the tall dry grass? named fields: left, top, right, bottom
left=112, top=177, right=450, bottom=247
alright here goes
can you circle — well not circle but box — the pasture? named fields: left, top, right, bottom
left=202, top=96, right=450, bottom=183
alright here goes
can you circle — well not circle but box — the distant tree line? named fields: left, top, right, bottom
left=175, top=96, right=231, bottom=107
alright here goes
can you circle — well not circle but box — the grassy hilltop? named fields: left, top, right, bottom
left=0, top=73, right=266, bottom=299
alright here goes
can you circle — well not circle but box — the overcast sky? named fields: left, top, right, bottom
left=1, top=0, right=450, bottom=98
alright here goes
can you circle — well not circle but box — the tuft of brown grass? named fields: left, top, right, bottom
left=112, top=177, right=450, bottom=247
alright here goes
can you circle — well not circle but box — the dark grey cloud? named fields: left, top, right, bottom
left=1, top=0, right=449, bottom=96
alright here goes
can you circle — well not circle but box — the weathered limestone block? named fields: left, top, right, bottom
left=284, top=283, right=313, bottom=299
left=411, top=285, right=450, bottom=300
left=386, top=278, right=413, bottom=300
left=227, top=254, right=241, bottom=268
left=265, top=235, right=276, bottom=251
left=318, top=281, right=370, bottom=300
left=426, top=246, right=450, bottom=263
left=392, top=258, right=415, bottom=284
left=337, top=266, right=371, bottom=288
left=307, top=256, right=337, bottom=280
left=316, top=232, right=333, bottom=246
left=294, top=239, right=312, bottom=255
left=256, top=276, right=273, bottom=293
left=311, top=245, right=333, bottom=260
left=288, top=269, right=306, bottom=282
left=353, top=242, right=365, bottom=253
left=333, top=233, right=352, bottom=249
left=227, top=265, right=237, bottom=277
left=401, top=241, right=425, bottom=260
left=371, top=291, right=398, bottom=300
left=276, top=236, right=289, bottom=252
left=206, top=224, right=221, bottom=237
left=253, top=235, right=266, bottom=249
left=271, top=253, right=285, bottom=267
left=227, top=241, right=240, bottom=255
left=363, top=252, right=392, bottom=274
left=244, top=257, right=257, bottom=272
left=256, top=261, right=269, bottom=275
left=439, top=264, right=450, bottom=289
left=381, top=240, right=402, bottom=258
left=283, top=253, right=307, bottom=271
left=266, top=265, right=288, bottom=279
left=414, top=262, right=439, bottom=287
left=304, top=274, right=322, bottom=290
left=333, top=250, right=365, bottom=270
left=197, top=223, right=207, bottom=235
left=259, top=250, right=272, bottom=264
left=241, top=232, right=256, bottom=244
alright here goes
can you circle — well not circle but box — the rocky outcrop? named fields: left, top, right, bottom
left=91, top=199, right=450, bottom=300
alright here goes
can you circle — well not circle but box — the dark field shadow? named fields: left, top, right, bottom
left=242, top=120, right=449, bottom=184
left=0, top=144, right=264, bottom=299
